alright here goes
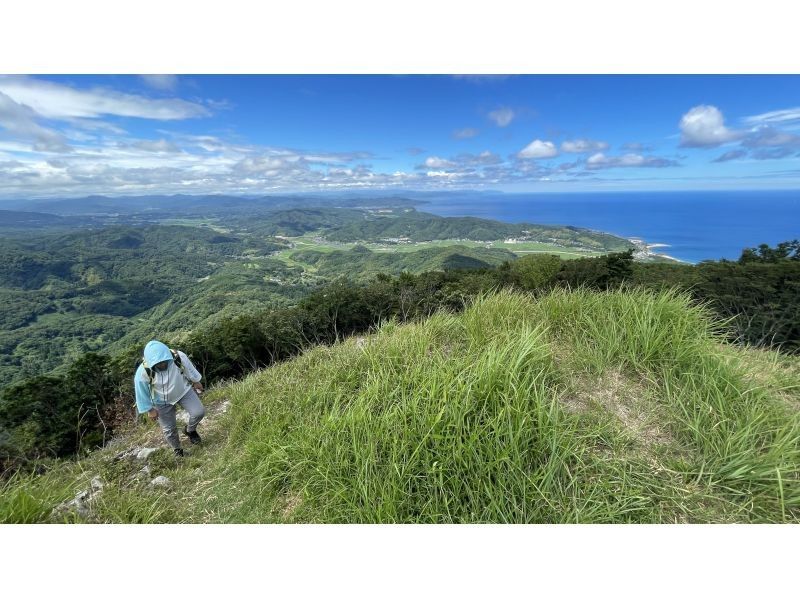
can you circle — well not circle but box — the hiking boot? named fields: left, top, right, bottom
left=174, top=447, right=185, bottom=457
left=183, top=426, right=202, bottom=445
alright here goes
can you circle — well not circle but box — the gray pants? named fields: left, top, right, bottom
left=155, top=389, right=206, bottom=450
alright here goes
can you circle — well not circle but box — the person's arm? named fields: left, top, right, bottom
left=134, top=370, right=156, bottom=416
left=178, top=351, right=204, bottom=390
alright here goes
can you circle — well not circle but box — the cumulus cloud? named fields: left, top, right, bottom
left=517, top=139, right=558, bottom=159
left=561, top=138, right=609, bottom=153
left=712, top=149, right=748, bottom=163
left=0, top=91, right=71, bottom=152
left=679, top=105, right=743, bottom=148
left=488, top=107, right=515, bottom=127
left=140, top=75, right=179, bottom=91
left=423, top=156, right=456, bottom=168
left=586, top=152, right=679, bottom=169
left=453, top=127, right=479, bottom=139
left=0, top=76, right=210, bottom=121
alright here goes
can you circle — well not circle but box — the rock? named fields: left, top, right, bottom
left=52, top=477, right=103, bottom=519
left=150, top=476, right=170, bottom=487
left=114, top=447, right=139, bottom=461
left=136, top=447, right=159, bottom=460
left=218, top=400, right=231, bottom=414
left=177, top=411, right=190, bottom=424
left=131, top=465, right=151, bottom=482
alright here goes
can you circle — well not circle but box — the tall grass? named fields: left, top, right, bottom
left=211, top=288, right=800, bottom=522
left=3, top=288, right=798, bottom=523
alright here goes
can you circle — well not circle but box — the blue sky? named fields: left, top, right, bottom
left=1, top=74, right=799, bottom=197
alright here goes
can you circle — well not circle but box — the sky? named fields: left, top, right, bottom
left=1, top=74, right=800, bottom=198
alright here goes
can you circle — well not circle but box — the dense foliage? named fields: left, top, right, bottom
left=1, top=204, right=797, bottom=473
left=0, top=208, right=624, bottom=389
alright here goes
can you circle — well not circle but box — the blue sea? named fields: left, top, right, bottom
left=420, top=190, right=800, bottom=264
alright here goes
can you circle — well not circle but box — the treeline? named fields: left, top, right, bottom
left=2, top=242, right=798, bottom=472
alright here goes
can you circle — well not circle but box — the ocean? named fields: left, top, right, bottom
left=420, top=190, right=800, bottom=264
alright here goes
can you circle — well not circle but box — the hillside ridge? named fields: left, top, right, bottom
left=2, top=288, right=798, bottom=523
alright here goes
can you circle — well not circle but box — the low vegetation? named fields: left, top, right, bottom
left=3, top=289, right=798, bottom=523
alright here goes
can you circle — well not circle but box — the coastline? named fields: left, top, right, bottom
left=628, top=237, right=686, bottom=263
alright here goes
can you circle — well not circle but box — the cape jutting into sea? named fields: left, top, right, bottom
left=421, top=189, right=800, bottom=263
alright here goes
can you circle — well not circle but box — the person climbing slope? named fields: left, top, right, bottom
left=134, top=340, right=206, bottom=457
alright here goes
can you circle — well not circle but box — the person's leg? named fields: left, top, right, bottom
left=178, top=388, right=206, bottom=433
left=155, top=403, right=181, bottom=450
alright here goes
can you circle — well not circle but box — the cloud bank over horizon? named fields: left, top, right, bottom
left=0, top=75, right=799, bottom=198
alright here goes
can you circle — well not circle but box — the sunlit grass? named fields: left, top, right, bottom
left=3, top=288, right=798, bottom=523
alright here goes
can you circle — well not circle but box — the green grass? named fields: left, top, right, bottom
left=3, top=288, right=798, bottom=523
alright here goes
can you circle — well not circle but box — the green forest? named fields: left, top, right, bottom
left=0, top=206, right=637, bottom=389
left=0, top=223, right=798, bottom=474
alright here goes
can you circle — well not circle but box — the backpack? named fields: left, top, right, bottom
left=139, top=349, right=190, bottom=400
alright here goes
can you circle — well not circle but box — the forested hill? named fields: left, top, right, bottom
left=322, top=209, right=632, bottom=250
left=0, top=210, right=67, bottom=227
left=0, top=207, right=635, bottom=390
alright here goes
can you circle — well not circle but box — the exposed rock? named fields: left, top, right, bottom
left=136, top=447, right=160, bottom=460
left=52, top=476, right=104, bottom=519
left=113, top=447, right=139, bottom=461
left=177, top=411, right=190, bottom=424
left=132, top=465, right=151, bottom=481
left=217, top=400, right=231, bottom=414
left=150, top=475, right=171, bottom=487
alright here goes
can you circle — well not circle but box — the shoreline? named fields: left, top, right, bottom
left=628, top=237, right=686, bottom=263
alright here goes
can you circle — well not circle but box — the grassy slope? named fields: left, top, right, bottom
left=3, top=289, right=799, bottom=523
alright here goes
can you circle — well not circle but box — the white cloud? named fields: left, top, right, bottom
left=742, top=126, right=800, bottom=148
left=0, top=91, right=71, bottom=152
left=140, top=75, right=179, bottom=92
left=712, top=149, right=748, bottom=163
left=679, top=105, right=743, bottom=148
left=131, top=139, right=181, bottom=153
left=0, top=76, right=210, bottom=121
left=424, top=156, right=456, bottom=168
left=488, top=107, right=515, bottom=127
left=586, top=152, right=679, bottom=169
left=518, top=139, right=558, bottom=159
left=744, top=107, right=800, bottom=126
left=561, top=139, right=609, bottom=153
left=453, top=127, right=479, bottom=139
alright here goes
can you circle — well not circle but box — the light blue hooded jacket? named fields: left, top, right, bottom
left=134, top=340, right=201, bottom=414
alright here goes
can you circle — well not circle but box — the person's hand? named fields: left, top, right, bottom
left=148, top=408, right=159, bottom=421
left=193, top=382, right=204, bottom=393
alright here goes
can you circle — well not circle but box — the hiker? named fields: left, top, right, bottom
left=134, top=340, right=206, bottom=457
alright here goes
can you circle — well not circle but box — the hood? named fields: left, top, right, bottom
left=143, top=340, right=172, bottom=366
